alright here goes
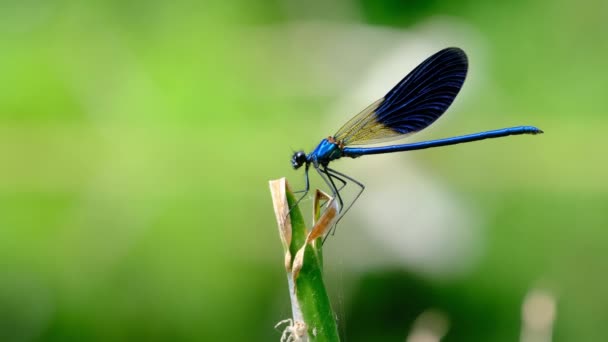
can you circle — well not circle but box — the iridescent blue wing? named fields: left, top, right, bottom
left=334, top=47, right=468, bottom=146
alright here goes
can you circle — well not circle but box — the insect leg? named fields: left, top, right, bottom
left=326, top=167, right=365, bottom=224
left=284, top=165, right=311, bottom=226
left=316, top=166, right=344, bottom=210
left=292, top=164, right=311, bottom=206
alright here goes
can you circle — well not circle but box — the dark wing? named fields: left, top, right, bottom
left=334, top=47, right=468, bottom=145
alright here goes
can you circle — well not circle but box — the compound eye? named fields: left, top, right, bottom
left=291, top=151, right=306, bottom=169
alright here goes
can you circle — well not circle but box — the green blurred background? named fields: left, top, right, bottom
left=0, top=0, right=606, bottom=341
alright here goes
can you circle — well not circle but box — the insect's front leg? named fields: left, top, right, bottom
left=292, top=163, right=310, bottom=207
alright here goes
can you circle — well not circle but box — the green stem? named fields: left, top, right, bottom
left=270, top=178, right=340, bottom=342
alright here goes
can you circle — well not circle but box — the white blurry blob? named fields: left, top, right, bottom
left=406, top=309, right=450, bottom=342
left=335, top=156, right=482, bottom=278
left=520, top=288, right=557, bottom=342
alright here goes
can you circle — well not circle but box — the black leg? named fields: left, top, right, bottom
left=323, top=170, right=349, bottom=207
left=315, top=166, right=347, bottom=245
left=284, top=165, right=311, bottom=226
left=315, top=167, right=339, bottom=205
left=325, top=169, right=348, bottom=189
left=292, top=164, right=311, bottom=207
left=288, top=165, right=363, bottom=244
left=312, top=166, right=347, bottom=207
left=326, top=167, right=365, bottom=226
left=320, top=166, right=344, bottom=210
left=328, top=170, right=347, bottom=192
left=319, top=169, right=351, bottom=243
left=292, top=163, right=346, bottom=206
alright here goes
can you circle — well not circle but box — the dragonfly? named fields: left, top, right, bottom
left=291, top=47, right=543, bottom=217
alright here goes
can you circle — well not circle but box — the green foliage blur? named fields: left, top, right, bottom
left=0, top=0, right=606, bottom=341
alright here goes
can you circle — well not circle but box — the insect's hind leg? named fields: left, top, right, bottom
left=329, top=174, right=347, bottom=193
left=319, top=169, right=350, bottom=241
left=315, top=169, right=347, bottom=208
left=316, top=166, right=344, bottom=210
left=326, top=167, right=365, bottom=225
left=318, top=166, right=361, bottom=244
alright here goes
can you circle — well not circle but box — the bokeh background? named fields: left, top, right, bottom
left=1, top=0, right=606, bottom=341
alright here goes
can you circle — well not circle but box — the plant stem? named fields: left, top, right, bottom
left=269, top=178, right=340, bottom=342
